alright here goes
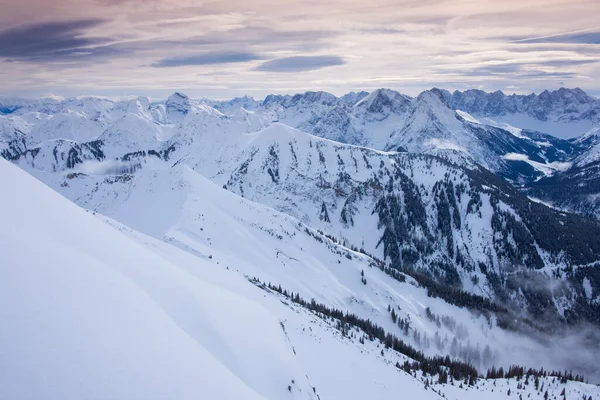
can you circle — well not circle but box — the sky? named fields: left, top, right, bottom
left=0, top=0, right=599, bottom=100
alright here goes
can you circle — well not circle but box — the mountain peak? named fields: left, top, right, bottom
left=166, top=92, right=193, bottom=120
left=166, top=92, right=190, bottom=106
left=448, top=87, right=600, bottom=135
left=340, top=91, right=369, bottom=105
left=288, top=91, right=338, bottom=107
left=169, top=92, right=188, bottom=99
left=355, top=88, right=411, bottom=117
left=416, top=88, right=452, bottom=108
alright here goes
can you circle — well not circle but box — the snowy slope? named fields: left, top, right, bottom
left=12, top=138, right=104, bottom=172
left=9, top=158, right=599, bottom=399
left=96, top=113, right=172, bottom=158
left=573, top=125, right=600, bottom=166
left=1, top=158, right=449, bottom=400
left=26, top=109, right=108, bottom=145
left=19, top=156, right=600, bottom=381
left=526, top=125, right=600, bottom=218
left=0, top=159, right=273, bottom=400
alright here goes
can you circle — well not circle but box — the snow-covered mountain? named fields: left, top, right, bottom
left=4, top=90, right=600, bottom=322
left=449, top=88, right=600, bottom=139
left=0, top=158, right=443, bottom=399
left=219, top=88, right=581, bottom=185
left=4, top=87, right=600, bottom=397
left=528, top=157, right=600, bottom=217
left=4, top=151, right=600, bottom=398
left=3, top=88, right=594, bottom=182
left=212, top=87, right=600, bottom=214
left=524, top=125, right=600, bottom=218
left=10, top=96, right=600, bottom=327
left=383, top=89, right=579, bottom=183
left=573, top=126, right=600, bottom=167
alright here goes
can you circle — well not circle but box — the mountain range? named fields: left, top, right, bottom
left=2, top=87, right=600, bottom=399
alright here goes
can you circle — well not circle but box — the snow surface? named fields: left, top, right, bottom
left=4, top=158, right=600, bottom=400
left=502, top=153, right=572, bottom=176
left=476, top=116, right=527, bottom=139
left=0, top=158, right=443, bottom=400
left=455, top=110, right=481, bottom=124
left=22, top=143, right=600, bottom=380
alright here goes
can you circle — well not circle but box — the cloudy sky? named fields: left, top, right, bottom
left=1, top=0, right=599, bottom=99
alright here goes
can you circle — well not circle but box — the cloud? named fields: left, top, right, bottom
left=0, top=19, right=113, bottom=62
left=537, top=59, right=598, bottom=67
left=255, top=55, right=346, bottom=72
left=181, top=26, right=340, bottom=53
left=352, top=26, right=407, bottom=35
left=1, top=0, right=598, bottom=98
left=457, top=61, right=586, bottom=80
left=152, top=51, right=264, bottom=67
left=514, top=30, right=600, bottom=45
left=519, top=71, right=579, bottom=79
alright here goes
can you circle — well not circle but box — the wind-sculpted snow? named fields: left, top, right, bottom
left=0, top=159, right=303, bottom=400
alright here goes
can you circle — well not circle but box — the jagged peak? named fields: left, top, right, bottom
left=166, top=92, right=191, bottom=106
left=168, top=92, right=188, bottom=100
left=355, top=88, right=411, bottom=115
left=340, top=90, right=369, bottom=105
left=261, top=94, right=290, bottom=106
left=288, top=91, right=338, bottom=106
left=453, top=87, right=594, bottom=101
left=416, top=88, right=452, bottom=109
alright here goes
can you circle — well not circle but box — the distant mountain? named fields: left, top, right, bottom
left=528, top=158, right=600, bottom=217
left=527, top=126, right=600, bottom=218
left=235, top=87, right=582, bottom=184
left=214, top=87, right=600, bottom=213
left=229, top=86, right=600, bottom=219
left=383, top=89, right=580, bottom=182
left=449, top=88, right=600, bottom=138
